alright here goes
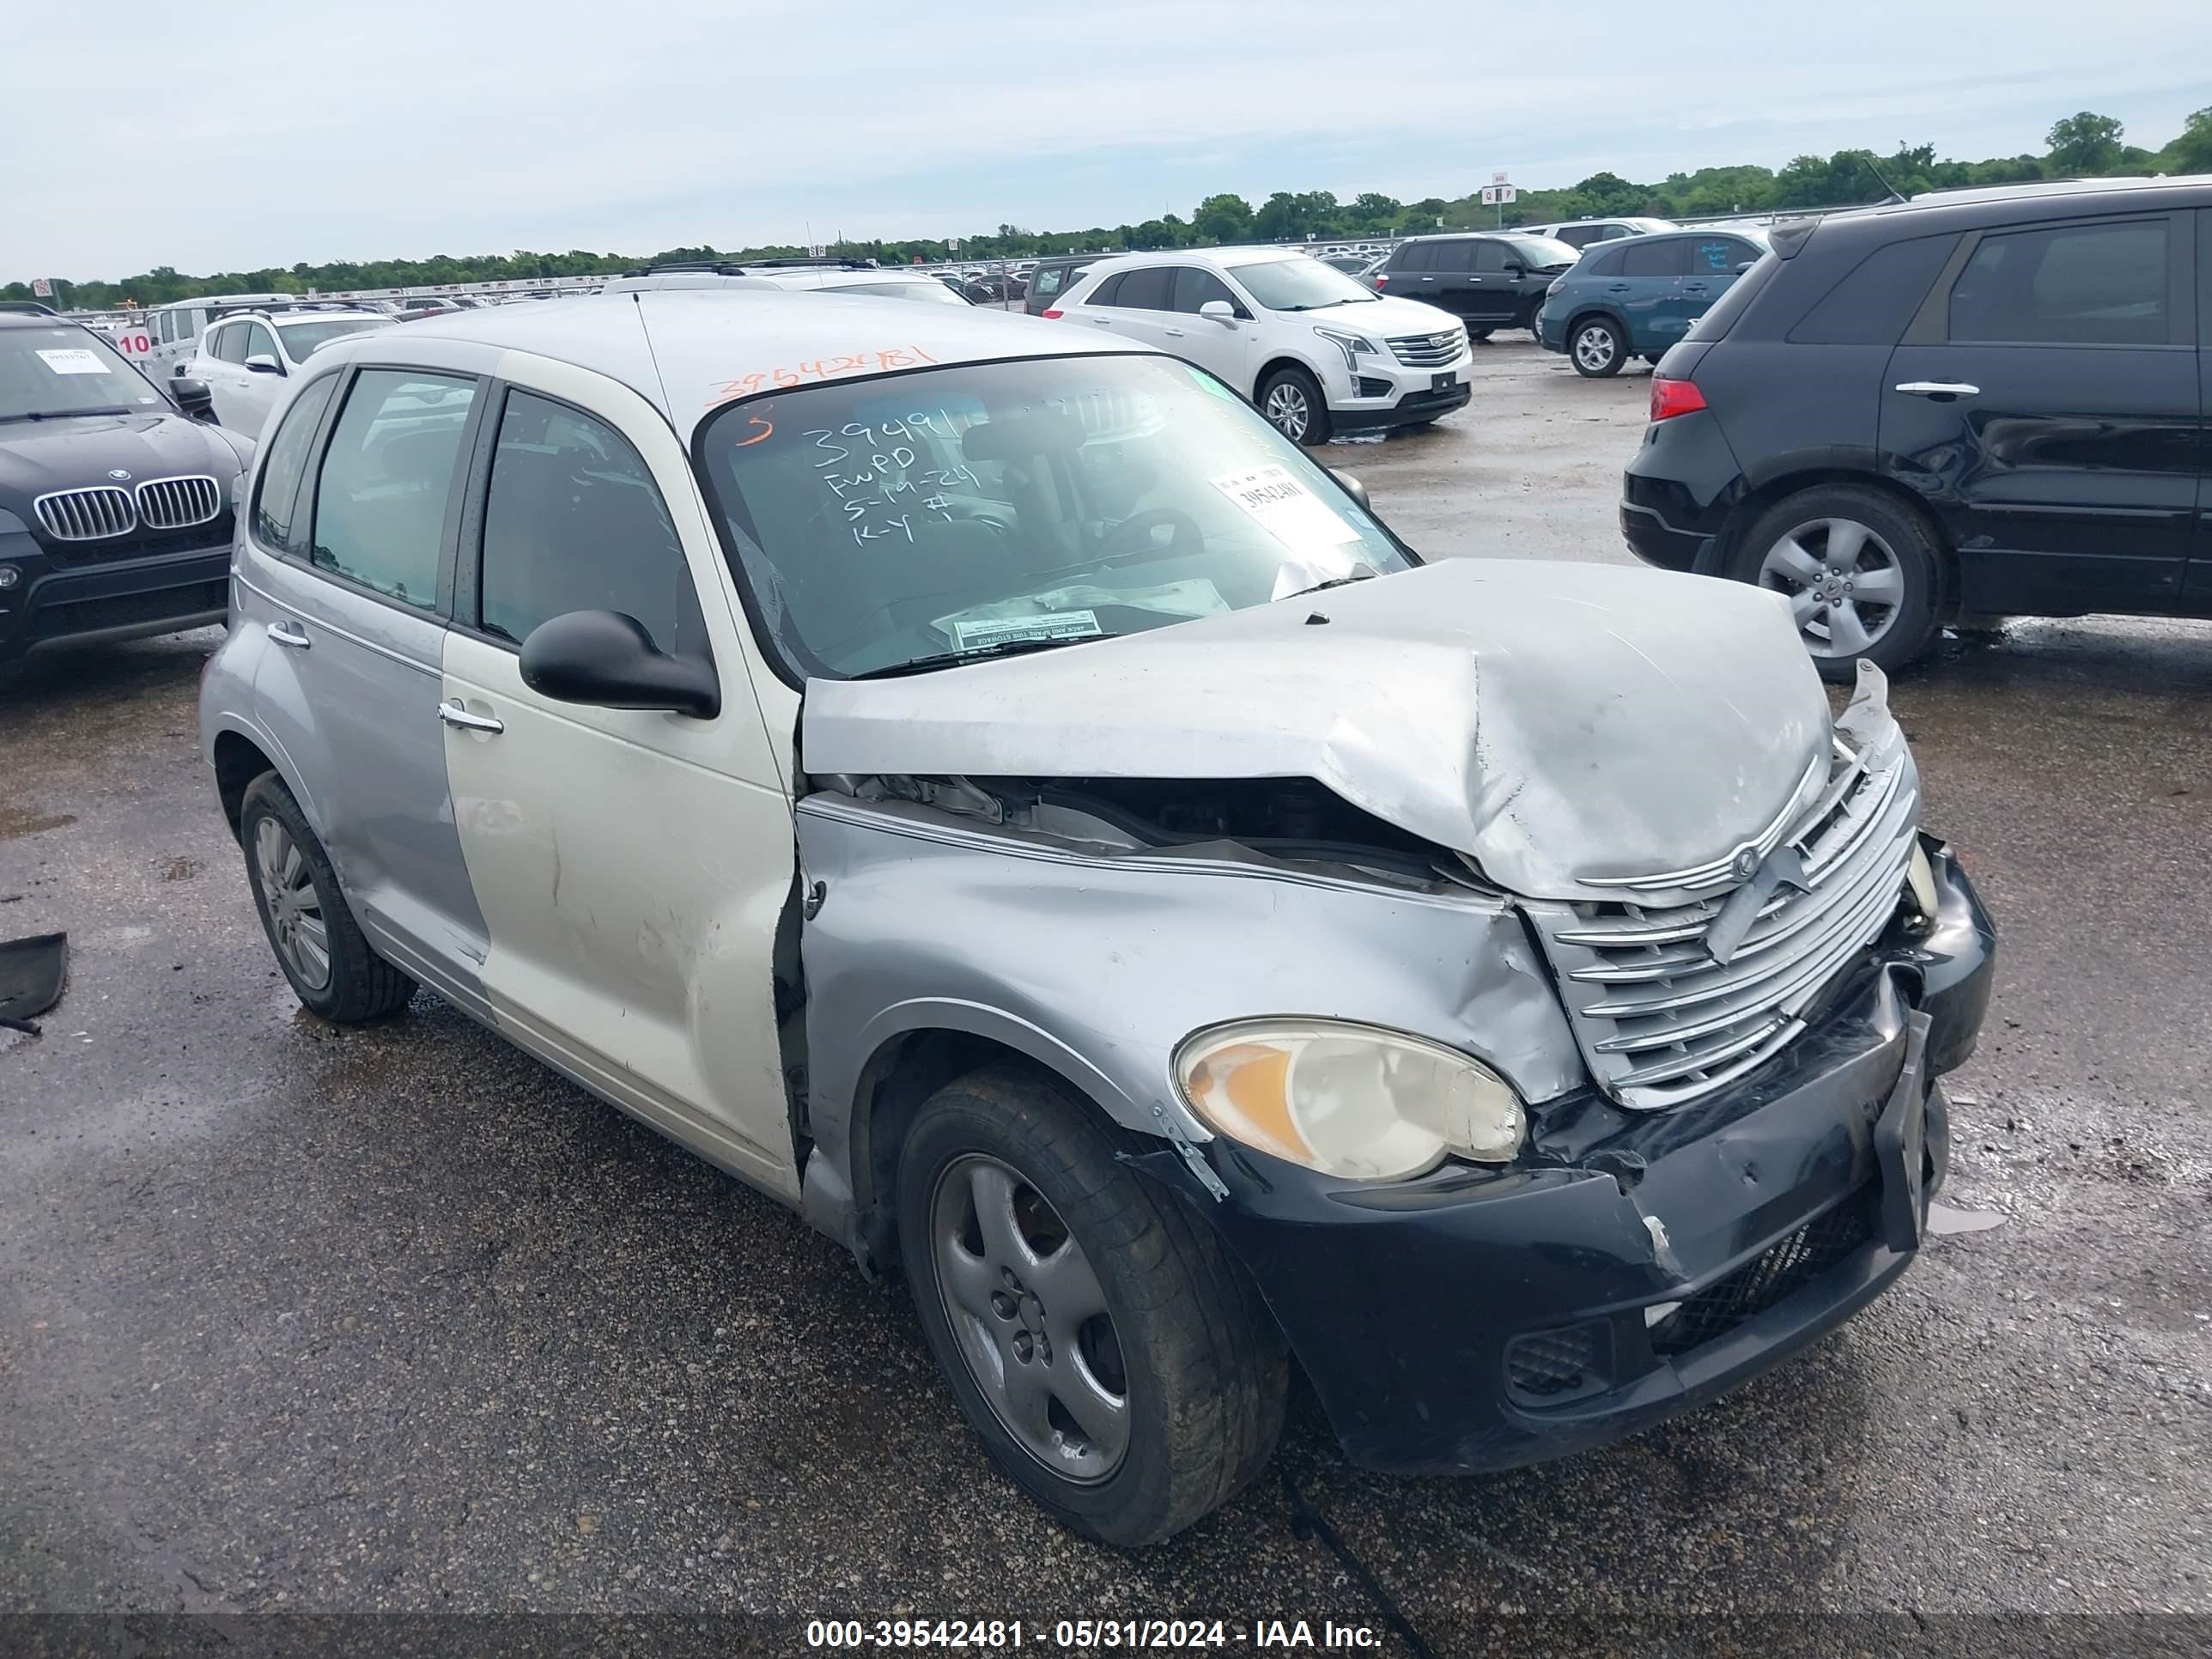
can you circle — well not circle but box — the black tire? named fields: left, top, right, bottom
left=1256, top=365, right=1331, bottom=446
left=1729, top=484, right=1945, bottom=681
left=1520, top=303, right=1544, bottom=337
left=1467, top=328, right=1492, bottom=342
left=239, top=772, right=416, bottom=1022
left=896, top=1063, right=1288, bottom=1547
left=1568, top=314, right=1626, bottom=377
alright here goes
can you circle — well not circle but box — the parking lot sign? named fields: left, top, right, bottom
left=32, top=277, right=52, bottom=297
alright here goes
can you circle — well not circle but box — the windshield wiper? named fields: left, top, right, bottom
left=0, top=407, right=134, bottom=423
left=847, top=632, right=1121, bottom=681
left=1284, top=567, right=1380, bottom=600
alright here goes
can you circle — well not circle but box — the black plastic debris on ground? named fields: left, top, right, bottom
left=0, top=932, right=67, bottom=1035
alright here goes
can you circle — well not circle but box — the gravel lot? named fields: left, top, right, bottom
left=2, top=337, right=2208, bottom=1657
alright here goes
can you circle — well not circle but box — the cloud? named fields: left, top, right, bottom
left=3, top=0, right=2206, bottom=277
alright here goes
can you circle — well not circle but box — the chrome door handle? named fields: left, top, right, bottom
left=1895, top=381, right=1979, bottom=398
left=437, top=699, right=504, bottom=733
left=267, top=619, right=310, bottom=648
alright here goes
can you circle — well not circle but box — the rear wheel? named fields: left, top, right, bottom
left=1731, top=485, right=1944, bottom=680
left=240, top=773, right=416, bottom=1021
left=1258, top=366, right=1331, bottom=446
left=1520, top=302, right=1544, bottom=337
left=1569, top=315, right=1626, bottom=377
left=896, top=1063, right=1287, bottom=1547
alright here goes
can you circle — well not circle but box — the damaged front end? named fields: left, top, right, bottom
left=785, top=558, right=1996, bottom=1474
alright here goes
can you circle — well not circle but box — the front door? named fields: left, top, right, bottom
left=1882, top=211, right=2198, bottom=616
left=438, top=372, right=800, bottom=1197
left=242, top=364, right=494, bottom=997
left=1464, top=240, right=1522, bottom=326
left=1166, top=266, right=1255, bottom=392
left=229, top=320, right=288, bottom=437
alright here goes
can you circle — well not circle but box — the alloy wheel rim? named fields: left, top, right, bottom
left=1758, top=517, right=1905, bottom=658
left=1573, top=325, right=1614, bottom=371
left=1265, top=382, right=1310, bottom=441
left=254, top=817, right=331, bottom=991
left=930, top=1154, right=1129, bottom=1483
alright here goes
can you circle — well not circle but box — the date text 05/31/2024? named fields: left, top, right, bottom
left=805, top=1620, right=1384, bottom=1650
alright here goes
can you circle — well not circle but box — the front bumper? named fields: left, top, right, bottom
left=0, top=539, right=232, bottom=663
left=1325, top=348, right=1475, bottom=433
left=1141, top=846, right=1995, bottom=1475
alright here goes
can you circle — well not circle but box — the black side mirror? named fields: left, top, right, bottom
left=1502, top=261, right=1527, bottom=276
left=1330, top=469, right=1370, bottom=510
left=519, top=610, right=720, bottom=718
left=171, top=378, right=217, bottom=422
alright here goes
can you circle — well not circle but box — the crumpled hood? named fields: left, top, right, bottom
left=802, top=559, right=1834, bottom=901
left=0, top=411, right=249, bottom=519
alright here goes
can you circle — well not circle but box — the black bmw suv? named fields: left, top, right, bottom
left=0, top=313, right=251, bottom=685
left=1621, top=176, right=2210, bottom=678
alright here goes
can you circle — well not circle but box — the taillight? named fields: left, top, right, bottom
left=1042, top=307, right=1063, bottom=319
left=1373, top=274, right=1389, bottom=289
left=1649, top=375, right=1707, bottom=422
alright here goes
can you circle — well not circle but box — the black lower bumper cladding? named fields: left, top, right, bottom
left=1138, top=848, right=1996, bottom=1474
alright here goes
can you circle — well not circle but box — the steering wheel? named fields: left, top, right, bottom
left=1095, top=507, right=1202, bottom=562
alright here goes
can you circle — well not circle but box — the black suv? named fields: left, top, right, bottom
left=1373, top=233, right=1577, bottom=337
left=1622, top=177, right=2210, bottom=678
left=0, top=313, right=251, bottom=685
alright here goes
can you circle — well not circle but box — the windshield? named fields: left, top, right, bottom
left=1504, top=236, right=1579, bottom=270
left=276, top=319, right=386, bottom=360
left=700, top=353, right=1413, bottom=679
left=0, top=324, right=164, bottom=421
left=1231, top=258, right=1381, bottom=312
left=826, top=280, right=972, bottom=307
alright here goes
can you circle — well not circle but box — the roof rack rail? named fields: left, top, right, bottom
left=628, top=258, right=874, bottom=276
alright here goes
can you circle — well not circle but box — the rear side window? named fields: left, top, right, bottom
left=1789, top=235, right=1956, bottom=345
left=1085, top=272, right=1124, bottom=307
left=478, top=392, right=691, bottom=653
left=250, top=374, right=342, bottom=555
left=1431, top=241, right=1477, bottom=274
left=1556, top=225, right=1604, bottom=249
left=1392, top=242, right=1435, bottom=273
left=1031, top=267, right=1065, bottom=299
left=1583, top=243, right=1628, bottom=277
left=1683, top=253, right=1783, bottom=343
left=1621, top=240, right=1686, bottom=278
left=1946, top=219, right=2169, bottom=345
left=1109, top=267, right=1173, bottom=310
left=310, top=370, right=477, bottom=609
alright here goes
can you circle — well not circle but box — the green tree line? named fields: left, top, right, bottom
left=12, top=107, right=2208, bottom=313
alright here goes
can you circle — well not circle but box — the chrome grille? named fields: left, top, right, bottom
left=1388, top=331, right=1464, bottom=368
left=136, top=475, right=221, bottom=530
left=33, top=486, right=137, bottom=541
left=1528, top=726, right=1920, bottom=1110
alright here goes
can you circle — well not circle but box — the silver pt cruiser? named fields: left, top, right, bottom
left=199, top=289, right=1996, bottom=1545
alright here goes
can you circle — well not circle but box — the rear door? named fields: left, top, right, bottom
left=243, top=363, right=494, bottom=995
left=438, top=374, right=800, bottom=1197
left=2188, top=207, right=2212, bottom=616
left=1086, top=264, right=1178, bottom=353
left=1881, top=211, right=2198, bottom=616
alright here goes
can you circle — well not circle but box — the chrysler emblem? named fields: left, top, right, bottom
left=107, top=468, right=132, bottom=481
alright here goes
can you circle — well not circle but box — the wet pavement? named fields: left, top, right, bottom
left=2, top=338, right=2208, bottom=1656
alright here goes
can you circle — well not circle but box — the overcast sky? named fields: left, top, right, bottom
left=6, top=2, right=2207, bottom=280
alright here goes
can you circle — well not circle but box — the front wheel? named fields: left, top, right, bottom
left=897, top=1064, right=1288, bottom=1547
left=1257, top=365, right=1331, bottom=446
left=1730, top=485, right=1944, bottom=680
left=1569, top=315, right=1626, bottom=377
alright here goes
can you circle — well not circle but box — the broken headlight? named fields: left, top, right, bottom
left=1174, top=1019, right=1524, bottom=1182
left=1905, top=842, right=1939, bottom=924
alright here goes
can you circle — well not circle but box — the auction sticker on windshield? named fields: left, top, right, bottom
left=951, top=610, right=1103, bottom=651
left=1210, top=463, right=1360, bottom=556
left=37, top=349, right=112, bottom=375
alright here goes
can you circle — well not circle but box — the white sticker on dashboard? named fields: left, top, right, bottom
left=35, top=349, right=112, bottom=375
left=1209, top=463, right=1362, bottom=556
left=951, top=609, right=1103, bottom=651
